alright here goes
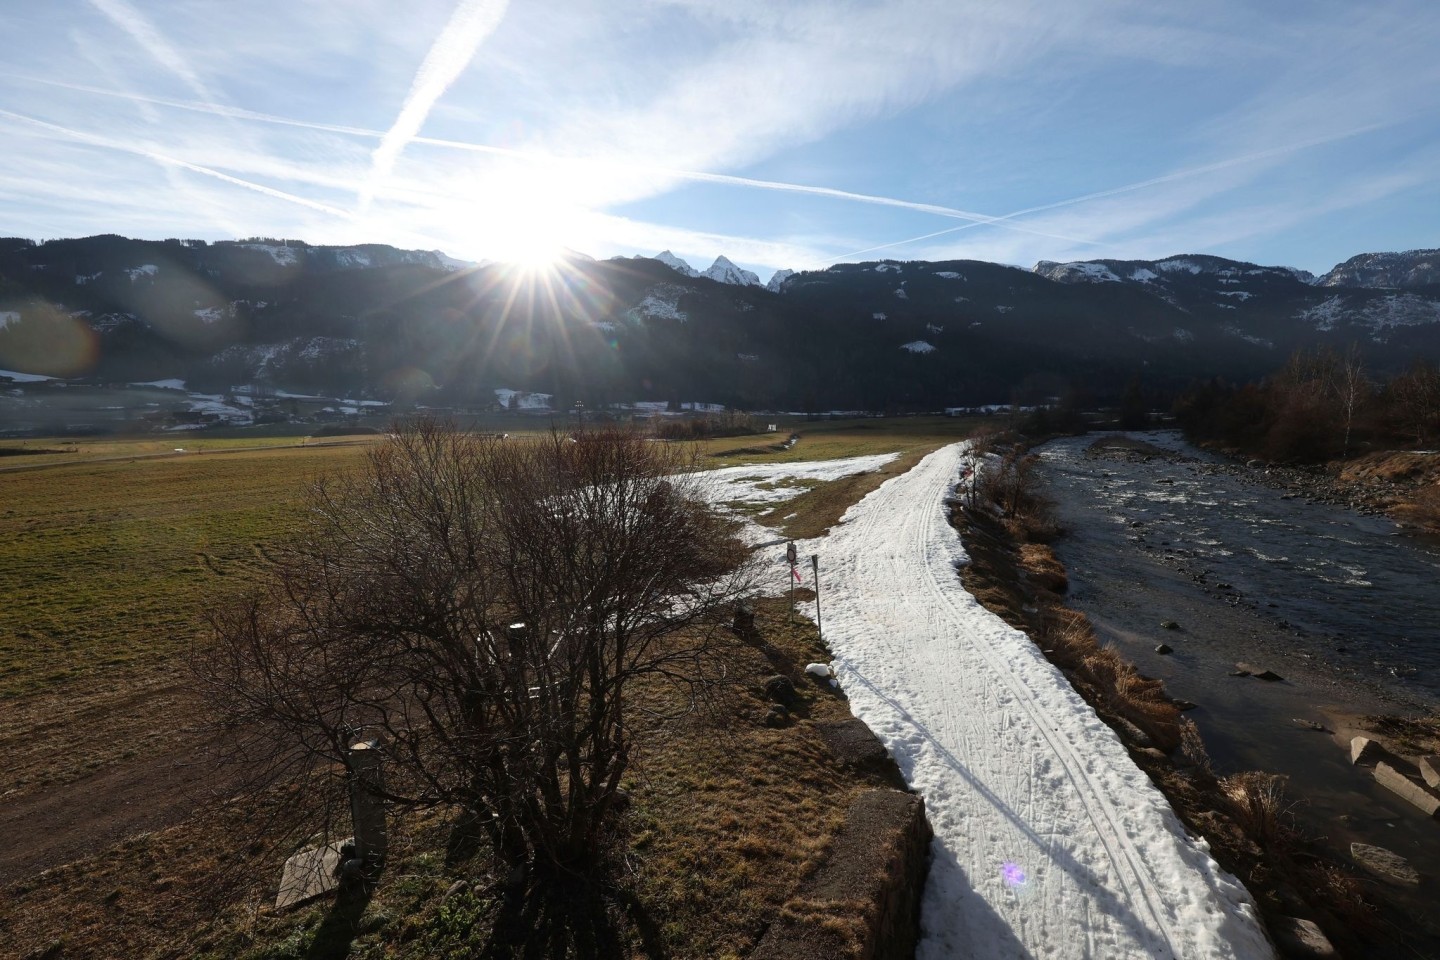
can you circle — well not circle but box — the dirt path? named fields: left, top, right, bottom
left=0, top=737, right=220, bottom=886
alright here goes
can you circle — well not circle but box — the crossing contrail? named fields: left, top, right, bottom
left=828, top=123, right=1385, bottom=262
left=85, top=0, right=217, bottom=103
left=359, top=0, right=510, bottom=212
left=0, top=107, right=355, bottom=220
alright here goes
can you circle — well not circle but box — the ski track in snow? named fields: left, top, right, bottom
left=719, top=444, right=1274, bottom=959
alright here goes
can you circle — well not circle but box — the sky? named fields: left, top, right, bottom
left=1, top=0, right=1437, bottom=282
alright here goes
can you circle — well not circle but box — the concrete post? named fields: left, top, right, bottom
left=348, top=739, right=388, bottom=868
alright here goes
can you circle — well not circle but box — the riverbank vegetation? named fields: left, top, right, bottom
left=1172, top=349, right=1440, bottom=530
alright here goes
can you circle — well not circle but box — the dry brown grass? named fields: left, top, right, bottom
left=0, top=598, right=887, bottom=960
left=1220, top=772, right=1293, bottom=849
left=1019, top=543, right=1067, bottom=593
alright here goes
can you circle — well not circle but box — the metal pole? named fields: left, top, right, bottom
left=811, top=554, right=822, bottom=640
left=787, top=541, right=797, bottom=623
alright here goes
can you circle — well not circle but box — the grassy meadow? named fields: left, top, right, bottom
left=0, top=415, right=983, bottom=958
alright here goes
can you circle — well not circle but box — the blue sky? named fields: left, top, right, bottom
left=1, top=0, right=1437, bottom=282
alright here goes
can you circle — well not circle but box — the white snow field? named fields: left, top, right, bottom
left=711, top=443, right=1274, bottom=959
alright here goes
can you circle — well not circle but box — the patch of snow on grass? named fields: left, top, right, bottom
left=1156, top=258, right=1202, bottom=275
left=193, top=307, right=226, bottom=324
left=0, top=311, right=19, bottom=330
left=494, top=388, right=553, bottom=410
left=895, top=288, right=909, bottom=299
left=0, top=368, right=53, bottom=382
left=934, top=271, right=963, bottom=279
left=126, top=264, right=159, bottom=281
left=873, top=312, right=888, bottom=321
left=1131, top=268, right=1159, bottom=282
left=901, top=340, right=936, bottom=354
left=1217, top=290, right=1254, bottom=300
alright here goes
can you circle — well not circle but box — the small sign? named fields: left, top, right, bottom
left=786, top=541, right=797, bottom=565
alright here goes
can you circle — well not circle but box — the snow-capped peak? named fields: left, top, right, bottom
left=653, top=250, right=699, bottom=278
left=767, top=268, right=795, bottom=293
left=704, top=255, right=761, bottom=287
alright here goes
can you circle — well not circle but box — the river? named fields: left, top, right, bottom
left=1037, top=431, right=1440, bottom=953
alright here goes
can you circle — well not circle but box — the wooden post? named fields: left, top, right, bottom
left=348, top=740, right=387, bottom=870
left=811, top=554, right=822, bottom=640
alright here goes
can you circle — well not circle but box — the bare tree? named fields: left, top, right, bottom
left=200, top=420, right=748, bottom=910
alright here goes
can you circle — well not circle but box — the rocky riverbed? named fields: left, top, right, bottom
left=1038, top=432, right=1440, bottom=957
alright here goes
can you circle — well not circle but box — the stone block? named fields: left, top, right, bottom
left=1271, top=916, right=1338, bottom=959
left=1350, top=841, right=1421, bottom=885
left=1349, top=736, right=1383, bottom=766
left=751, top=790, right=930, bottom=960
left=1374, top=762, right=1440, bottom=818
left=1419, top=755, right=1440, bottom=790
left=275, top=839, right=349, bottom=911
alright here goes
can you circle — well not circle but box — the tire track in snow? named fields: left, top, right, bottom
left=797, top=442, right=1273, bottom=959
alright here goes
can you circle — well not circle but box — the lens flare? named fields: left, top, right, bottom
left=1001, top=861, right=1028, bottom=889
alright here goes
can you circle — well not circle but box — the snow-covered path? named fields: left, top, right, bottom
left=789, top=443, right=1274, bottom=959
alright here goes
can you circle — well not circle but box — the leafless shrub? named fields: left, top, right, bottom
left=198, top=420, right=752, bottom=894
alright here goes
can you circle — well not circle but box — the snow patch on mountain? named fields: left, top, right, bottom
left=875, top=263, right=901, bottom=273
left=1298, top=296, right=1346, bottom=332
left=193, top=307, right=227, bottom=325
left=1035, top=260, right=1120, bottom=283
left=1131, top=268, right=1159, bottom=282
left=894, top=288, right=909, bottom=299
left=934, top=271, right=964, bottom=280
left=872, top=312, right=887, bottom=321
left=127, top=264, right=159, bottom=281
left=76, top=272, right=102, bottom=285
left=241, top=244, right=299, bottom=267
left=653, top=250, right=699, bottom=277
left=1156, top=258, right=1203, bottom=275
left=632, top=284, right=689, bottom=322
left=1223, top=326, right=1275, bottom=349
left=900, top=340, right=936, bottom=353
left=1217, top=290, right=1254, bottom=301
left=766, top=268, right=794, bottom=293
left=0, top=311, right=19, bottom=331
left=704, top=256, right=761, bottom=286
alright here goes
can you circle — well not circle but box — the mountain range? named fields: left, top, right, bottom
left=2, top=234, right=1438, bottom=418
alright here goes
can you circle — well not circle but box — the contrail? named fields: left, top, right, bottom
left=6, top=75, right=1096, bottom=245
left=0, top=108, right=355, bottom=220
left=360, top=0, right=510, bottom=212
left=828, top=123, right=1386, bottom=262
left=85, top=0, right=216, bottom=102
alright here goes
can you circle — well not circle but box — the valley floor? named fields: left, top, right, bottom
left=718, top=444, right=1275, bottom=959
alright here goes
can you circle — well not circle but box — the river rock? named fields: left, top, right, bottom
left=1419, top=755, right=1440, bottom=790
left=1271, top=916, right=1338, bottom=959
left=1374, top=762, right=1440, bottom=817
left=1350, top=736, right=1384, bottom=766
left=1350, top=842, right=1421, bottom=884
left=1160, top=620, right=1179, bottom=630
left=1155, top=643, right=1173, bottom=655
left=1235, top=662, right=1283, bottom=682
